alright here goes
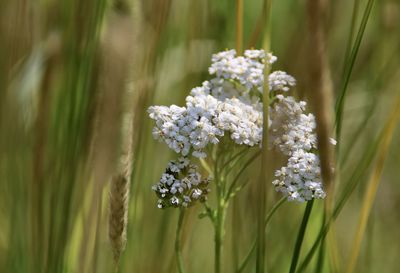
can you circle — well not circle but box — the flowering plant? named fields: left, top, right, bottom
left=148, top=49, right=334, bottom=273
left=149, top=49, right=328, bottom=204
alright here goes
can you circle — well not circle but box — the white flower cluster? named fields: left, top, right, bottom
left=269, top=71, right=296, bottom=92
left=270, top=95, right=326, bottom=202
left=149, top=49, right=330, bottom=204
left=149, top=49, right=291, bottom=158
left=209, top=49, right=265, bottom=92
left=270, top=95, right=317, bottom=155
left=214, top=97, right=263, bottom=146
left=209, top=50, right=293, bottom=93
left=148, top=101, right=223, bottom=158
left=152, top=157, right=211, bottom=209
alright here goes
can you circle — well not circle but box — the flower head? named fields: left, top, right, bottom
left=152, top=157, right=211, bottom=209
left=269, top=95, right=330, bottom=202
left=148, top=48, right=333, bottom=204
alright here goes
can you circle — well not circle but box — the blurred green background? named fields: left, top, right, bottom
left=1, top=0, right=399, bottom=272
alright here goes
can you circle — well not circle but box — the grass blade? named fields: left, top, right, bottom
left=237, top=197, right=287, bottom=273
left=342, top=0, right=361, bottom=76
left=296, top=99, right=395, bottom=273
left=257, top=1, right=273, bottom=268
left=335, top=0, right=375, bottom=145
left=175, top=209, right=186, bottom=273
left=289, top=200, right=314, bottom=273
left=345, top=94, right=400, bottom=273
left=236, top=0, right=243, bottom=54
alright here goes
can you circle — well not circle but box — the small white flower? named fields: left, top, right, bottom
left=152, top=158, right=211, bottom=209
left=148, top=48, right=334, bottom=204
left=270, top=95, right=326, bottom=202
left=171, top=196, right=180, bottom=206
left=269, top=71, right=296, bottom=92
left=244, top=49, right=265, bottom=59
left=192, top=188, right=203, bottom=199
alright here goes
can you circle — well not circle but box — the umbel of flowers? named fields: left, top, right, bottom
left=149, top=49, right=330, bottom=206
left=151, top=157, right=211, bottom=209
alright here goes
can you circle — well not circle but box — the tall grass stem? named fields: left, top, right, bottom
left=236, top=0, right=243, bottom=54
left=335, top=0, right=375, bottom=145
left=175, top=209, right=186, bottom=273
left=289, top=200, right=314, bottom=273
left=345, top=94, right=400, bottom=273
left=237, top=197, right=286, bottom=273
left=256, top=3, right=272, bottom=270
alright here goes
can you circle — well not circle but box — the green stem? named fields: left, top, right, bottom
left=289, top=200, right=314, bottom=273
left=335, top=0, right=375, bottom=146
left=212, top=144, right=227, bottom=273
left=314, top=212, right=326, bottom=273
left=175, top=209, right=185, bottom=273
left=214, top=200, right=226, bottom=273
left=297, top=131, right=382, bottom=273
left=225, top=150, right=261, bottom=200
left=200, top=158, right=212, bottom=175
left=237, top=197, right=286, bottom=273
left=257, top=1, right=273, bottom=268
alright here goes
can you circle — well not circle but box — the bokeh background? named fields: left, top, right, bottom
left=1, top=0, right=399, bottom=272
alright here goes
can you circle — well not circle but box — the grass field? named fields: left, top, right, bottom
left=1, top=0, right=400, bottom=273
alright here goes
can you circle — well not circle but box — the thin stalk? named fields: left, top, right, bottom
left=298, top=89, right=400, bottom=273
left=214, top=201, right=226, bottom=273
left=221, top=147, right=247, bottom=172
left=314, top=213, right=326, bottom=273
left=236, top=0, right=243, bottom=54
left=175, top=209, right=186, bottom=273
left=237, top=197, right=286, bottom=273
left=247, top=0, right=271, bottom=48
left=225, top=150, right=261, bottom=200
left=345, top=94, right=400, bottom=273
left=340, top=47, right=398, bottom=166
left=232, top=198, right=240, bottom=271
left=289, top=200, right=314, bottom=273
left=257, top=0, right=272, bottom=268
left=224, top=148, right=249, bottom=177
left=335, top=0, right=375, bottom=145
left=327, top=219, right=341, bottom=273
left=342, top=0, right=360, bottom=76
left=296, top=127, right=385, bottom=273
left=200, top=158, right=213, bottom=175
left=213, top=146, right=227, bottom=273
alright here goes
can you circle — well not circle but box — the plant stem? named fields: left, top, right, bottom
left=237, top=197, right=286, bottom=273
left=200, top=158, right=213, bottom=175
left=335, top=0, right=375, bottom=145
left=214, top=199, right=226, bottom=273
left=257, top=2, right=272, bottom=269
left=342, top=0, right=360, bottom=76
left=225, top=150, right=261, bottom=200
left=236, top=0, right=243, bottom=54
left=212, top=145, right=227, bottom=273
left=289, top=200, right=314, bottom=273
left=296, top=101, right=394, bottom=273
left=175, top=208, right=185, bottom=273
left=345, top=94, right=400, bottom=273
left=314, top=212, right=326, bottom=273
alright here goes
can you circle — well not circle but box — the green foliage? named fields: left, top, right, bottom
left=1, top=0, right=399, bottom=272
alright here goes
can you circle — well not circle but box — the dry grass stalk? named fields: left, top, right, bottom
left=306, top=0, right=340, bottom=270
left=101, top=7, right=136, bottom=268
left=109, top=173, right=130, bottom=264
left=345, top=93, right=400, bottom=273
left=236, top=0, right=243, bottom=54
left=108, top=111, right=134, bottom=266
left=306, top=0, right=335, bottom=197
left=76, top=2, right=137, bottom=269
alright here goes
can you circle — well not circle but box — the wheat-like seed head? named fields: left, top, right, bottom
left=108, top=174, right=129, bottom=264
